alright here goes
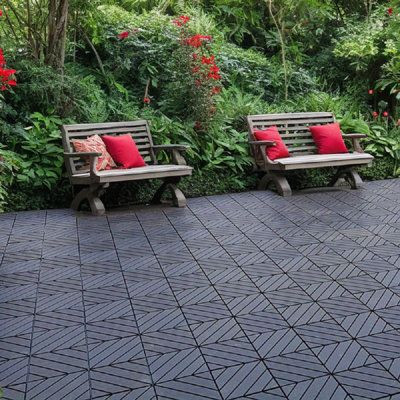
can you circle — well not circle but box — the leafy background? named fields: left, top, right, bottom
left=0, top=0, right=400, bottom=212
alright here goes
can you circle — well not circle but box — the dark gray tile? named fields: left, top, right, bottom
left=3, top=182, right=400, bottom=399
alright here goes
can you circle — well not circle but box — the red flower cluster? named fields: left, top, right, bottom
left=208, top=64, right=221, bottom=80
left=372, top=111, right=390, bottom=118
left=368, top=89, right=374, bottom=95
left=201, top=55, right=215, bottom=65
left=118, top=31, right=130, bottom=40
left=173, top=15, right=190, bottom=27
left=143, top=97, right=150, bottom=104
left=185, top=34, right=212, bottom=48
left=0, top=49, right=16, bottom=91
left=388, top=7, right=393, bottom=16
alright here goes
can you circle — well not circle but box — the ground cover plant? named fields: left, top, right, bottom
left=0, top=0, right=399, bottom=212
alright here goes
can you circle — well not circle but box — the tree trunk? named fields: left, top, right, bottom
left=45, top=0, right=69, bottom=71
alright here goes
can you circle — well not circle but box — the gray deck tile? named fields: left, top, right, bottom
left=2, top=180, right=400, bottom=398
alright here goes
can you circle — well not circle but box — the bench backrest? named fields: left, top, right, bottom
left=247, top=112, right=335, bottom=163
left=61, top=120, right=156, bottom=176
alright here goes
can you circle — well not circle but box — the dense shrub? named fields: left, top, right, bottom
left=1, top=2, right=399, bottom=213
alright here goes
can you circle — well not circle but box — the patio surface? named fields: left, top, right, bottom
left=1, top=180, right=400, bottom=400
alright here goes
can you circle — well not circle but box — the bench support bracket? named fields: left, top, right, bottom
left=152, top=177, right=187, bottom=207
left=258, top=172, right=292, bottom=197
left=330, top=167, right=363, bottom=189
left=71, top=183, right=109, bottom=216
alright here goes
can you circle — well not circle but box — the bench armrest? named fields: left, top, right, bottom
left=64, top=152, right=101, bottom=180
left=248, top=140, right=276, bottom=147
left=152, top=144, right=189, bottom=165
left=342, top=133, right=367, bottom=139
left=342, top=134, right=366, bottom=153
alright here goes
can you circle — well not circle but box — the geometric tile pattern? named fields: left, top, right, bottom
left=1, top=179, right=400, bottom=399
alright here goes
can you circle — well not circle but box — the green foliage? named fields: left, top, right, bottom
left=338, top=113, right=371, bottom=134
left=364, top=122, right=400, bottom=176
left=0, top=146, right=21, bottom=213
left=1, top=1, right=400, bottom=213
left=14, top=113, right=65, bottom=189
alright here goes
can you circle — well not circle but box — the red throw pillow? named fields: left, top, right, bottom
left=102, top=134, right=146, bottom=169
left=72, top=134, right=116, bottom=171
left=253, top=126, right=290, bottom=161
left=309, top=122, right=348, bottom=154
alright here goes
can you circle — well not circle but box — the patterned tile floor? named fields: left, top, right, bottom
left=1, top=180, right=400, bottom=399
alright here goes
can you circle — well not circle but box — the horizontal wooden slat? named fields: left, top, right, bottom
left=287, top=145, right=317, bottom=152
left=251, top=118, right=334, bottom=127
left=67, top=129, right=150, bottom=138
left=282, top=138, right=315, bottom=145
left=248, top=112, right=334, bottom=120
left=64, top=120, right=148, bottom=131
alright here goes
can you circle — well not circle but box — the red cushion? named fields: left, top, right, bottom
left=309, top=123, right=348, bottom=154
left=253, top=126, right=290, bottom=160
left=102, top=134, right=146, bottom=168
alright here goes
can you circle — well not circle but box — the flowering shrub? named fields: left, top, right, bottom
left=171, top=16, right=222, bottom=131
left=0, top=9, right=16, bottom=93
left=0, top=10, right=18, bottom=212
left=0, top=50, right=16, bottom=91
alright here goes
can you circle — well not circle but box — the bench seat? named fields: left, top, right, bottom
left=272, top=152, right=374, bottom=170
left=71, top=164, right=193, bottom=184
left=62, top=120, right=193, bottom=215
left=247, top=112, right=375, bottom=196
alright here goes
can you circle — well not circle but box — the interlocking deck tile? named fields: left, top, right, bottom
left=2, top=180, right=400, bottom=398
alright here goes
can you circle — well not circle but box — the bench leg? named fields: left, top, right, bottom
left=152, top=177, right=187, bottom=207
left=330, top=167, right=363, bottom=190
left=258, top=172, right=292, bottom=197
left=71, top=183, right=109, bottom=216
left=346, top=169, right=363, bottom=189
left=168, top=183, right=186, bottom=207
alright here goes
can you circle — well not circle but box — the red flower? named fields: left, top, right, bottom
left=201, top=55, right=215, bottom=65
left=208, top=72, right=221, bottom=80
left=185, top=34, right=212, bottom=48
left=195, top=79, right=202, bottom=87
left=194, top=121, right=202, bottom=130
left=0, top=49, right=5, bottom=67
left=209, top=64, right=219, bottom=74
left=388, top=7, right=393, bottom=15
left=118, top=31, right=129, bottom=40
left=7, top=80, right=16, bottom=87
left=372, top=111, right=379, bottom=118
left=368, top=89, right=374, bottom=95
left=383, top=111, right=389, bottom=117
left=0, top=68, right=16, bottom=80
left=0, top=10, right=3, bottom=16
left=143, top=97, right=150, bottom=104
left=211, top=86, right=221, bottom=95
left=192, top=53, right=198, bottom=60
left=207, top=64, right=221, bottom=80
left=173, top=15, right=190, bottom=27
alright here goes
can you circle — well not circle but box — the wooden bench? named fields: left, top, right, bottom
left=62, top=121, right=192, bottom=215
left=247, top=112, right=374, bottom=196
